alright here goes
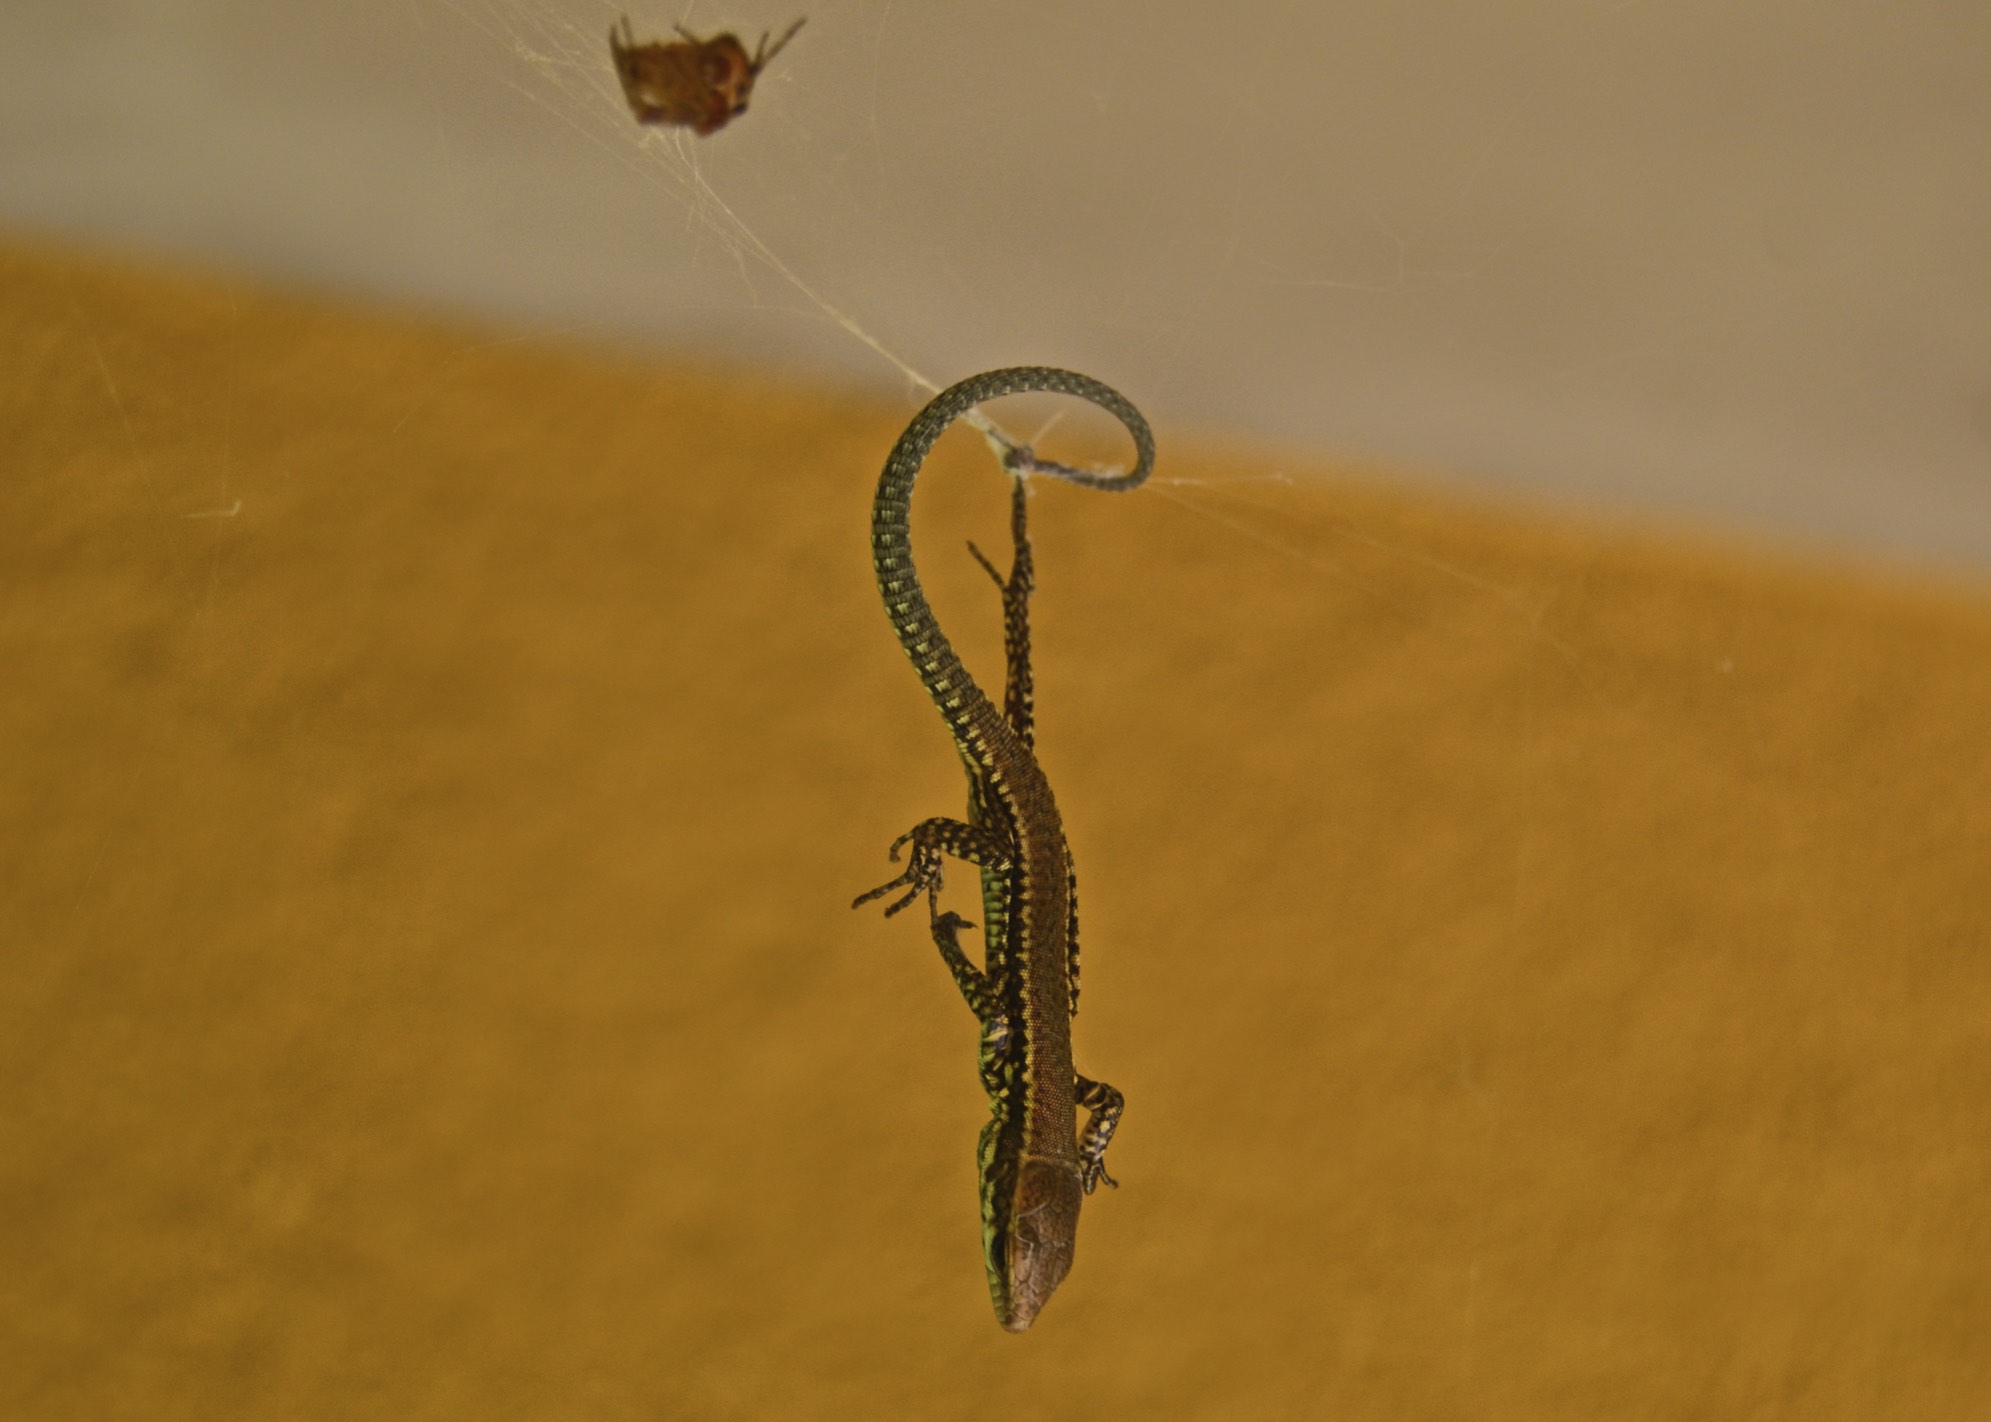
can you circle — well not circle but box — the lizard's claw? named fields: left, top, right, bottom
left=852, top=837, right=946, bottom=918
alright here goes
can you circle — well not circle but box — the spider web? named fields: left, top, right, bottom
left=429, top=0, right=1188, bottom=465
left=424, top=0, right=1577, bottom=637
left=413, top=0, right=1990, bottom=581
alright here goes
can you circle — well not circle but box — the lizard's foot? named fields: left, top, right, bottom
left=851, top=817, right=1011, bottom=919
left=1075, top=1073, right=1124, bottom=1194
left=850, top=827, right=945, bottom=918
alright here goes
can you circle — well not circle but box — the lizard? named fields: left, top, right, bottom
left=851, top=366, right=1154, bottom=1331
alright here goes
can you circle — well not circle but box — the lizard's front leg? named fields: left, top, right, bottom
left=932, top=908, right=1014, bottom=1098
left=855, top=823, right=1011, bottom=1042
left=929, top=908, right=997, bottom=1023
left=1074, top=1073, right=1124, bottom=1193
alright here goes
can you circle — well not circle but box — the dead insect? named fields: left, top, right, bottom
left=610, top=15, right=805, bottom=136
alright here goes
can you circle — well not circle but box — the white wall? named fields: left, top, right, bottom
left=4, top=1, right=1986, bottom=571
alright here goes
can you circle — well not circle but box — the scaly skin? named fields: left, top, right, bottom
left=853, top=367, right=1153, bottom=1330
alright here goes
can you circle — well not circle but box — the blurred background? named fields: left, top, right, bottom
left=9, top=5, right=1991, bottom=1417
left=4, top=0, right=1986, bottom=572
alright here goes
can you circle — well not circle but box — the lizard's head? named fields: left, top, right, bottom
left=985, top=1156, right=1084, bottom=1332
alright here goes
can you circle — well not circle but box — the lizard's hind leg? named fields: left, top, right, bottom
left=852, top=817, right=1011, bottom=918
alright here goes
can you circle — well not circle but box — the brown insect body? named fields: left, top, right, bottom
left=611, top=15, right=804, bottom=136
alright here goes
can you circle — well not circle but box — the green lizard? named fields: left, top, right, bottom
left=852, top=367, right=1154, bottom=1331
